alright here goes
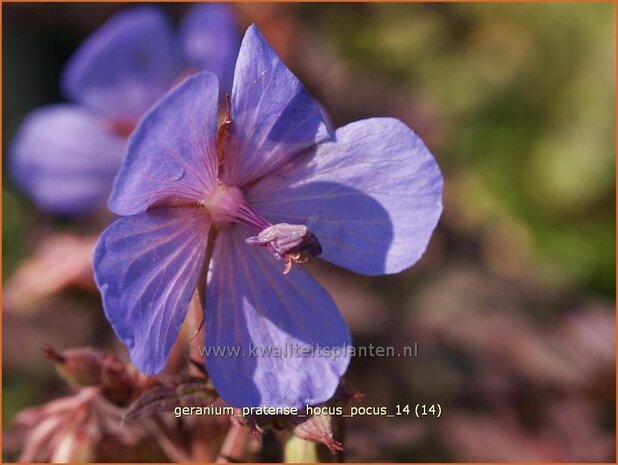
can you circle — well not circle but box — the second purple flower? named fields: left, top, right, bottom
left=10, top=5, right=239, bottom=215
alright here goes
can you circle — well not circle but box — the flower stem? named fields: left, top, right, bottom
left=196, top=228, right=251, bottom=461
left=189, top=228, right=220, bottom=462
left=283, top=436, right=319, bottom=463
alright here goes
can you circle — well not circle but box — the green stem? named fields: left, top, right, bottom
left=284, top=436, right=319, bottom=463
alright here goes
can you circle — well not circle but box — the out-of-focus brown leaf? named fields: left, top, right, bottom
left=443, top=412, right=558, bottom=461
left=4, top=233, right=98, bottom=312
left=123, top=376, right=217, bottom=424
left=546, top=396, right=615, bottom=461
left=411, top=265, right=614, bottom=390
left=14, top=387, right=145, bottom=462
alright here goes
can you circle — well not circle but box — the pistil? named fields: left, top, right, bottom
left=203, top=183, right=322, bottom=274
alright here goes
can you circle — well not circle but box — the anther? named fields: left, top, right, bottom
left=245, top=223, right=322, bottom=274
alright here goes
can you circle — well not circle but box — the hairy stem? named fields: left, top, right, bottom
left=189, top=228, right=219, bottom=462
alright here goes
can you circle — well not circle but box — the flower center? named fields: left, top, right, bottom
left=203, top=183, right=322, bottom=273
left=202, top=183, right=263, bottom=228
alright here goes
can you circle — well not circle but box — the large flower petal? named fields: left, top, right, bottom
left=223, top=25, right=330, bottom=186
left=179, top=3, right=239, bottom=95
left=62, top=7, right=179, bottom=120
left=109, top=72, right=219, bottom=216
left=9, top=105, right=124, bottom=215
left=248, top=118, right=443, bottom=275
left=205, top=226, right=351, bottom=408
left=94, top=207, right=210, bottom=374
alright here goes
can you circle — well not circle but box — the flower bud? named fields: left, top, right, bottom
left=43, top=345, right=102, bottom=387
left=100, top=353, right=136, bottom=405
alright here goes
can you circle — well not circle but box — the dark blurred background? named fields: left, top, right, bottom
left=3, top=3, right=616, bottom=462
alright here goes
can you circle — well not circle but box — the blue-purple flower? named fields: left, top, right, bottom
left=9, top=5, right=239, bottom=215
left=94, top=25, right=443, bottom=408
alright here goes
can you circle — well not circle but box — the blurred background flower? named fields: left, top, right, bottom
left=3, top=2, right=615, bottom=462
left=8, top=4, right=239, bottom=216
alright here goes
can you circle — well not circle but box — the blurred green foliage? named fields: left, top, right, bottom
left=304, top=3, right=615, bottom=296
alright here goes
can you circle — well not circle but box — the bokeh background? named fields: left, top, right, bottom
left=3, top=2, right=615, bottom=462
